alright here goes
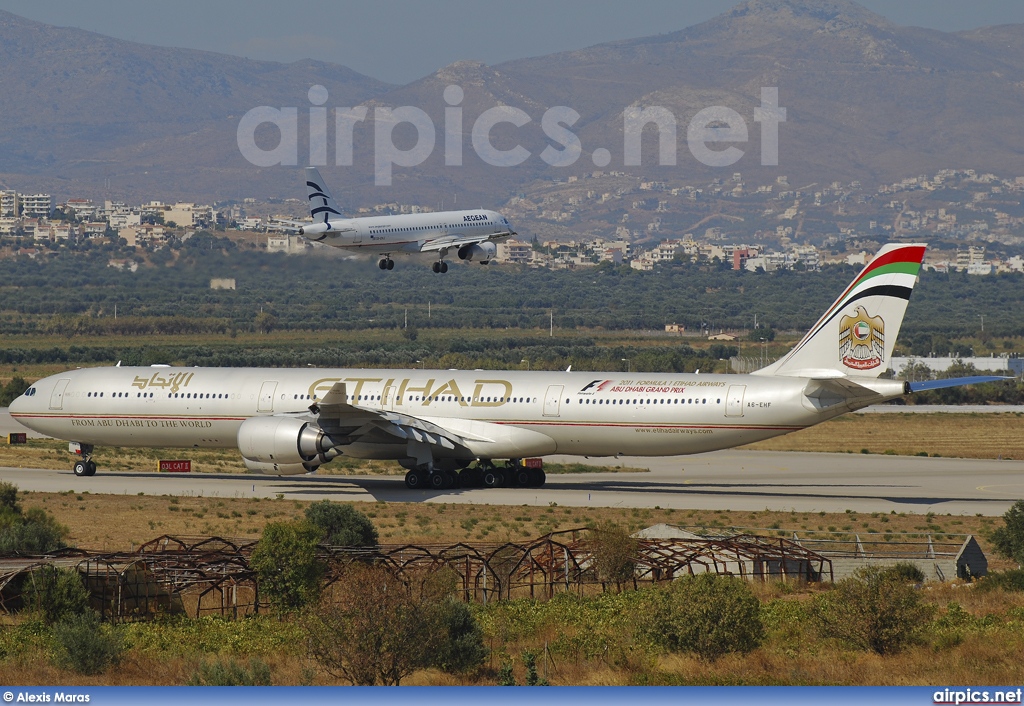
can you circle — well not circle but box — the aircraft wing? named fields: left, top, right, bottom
left=304, top=382, right=490, bottom=452
left=418, top=232, right=507, bottom=253
left=268, top=219, right=306, bottom=232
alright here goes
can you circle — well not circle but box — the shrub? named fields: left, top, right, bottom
left=305, top=564, right=433, bottom=685
left=23, top=565, right=90, bottom=624
left=52, top=611, right=123, bottom=675
left=877, top=562, right=926, bottom=584
left=428, top=599, right=488, bottom=674
left=187, top=658, right=272, bottom=685
left=990, top=499, right=1024, bottom=566
left=814, top=566, right=933, bottom=654
left=305, top=565, right=485, bottom=684
left=249, top=521, right=324, bottom=613
left=304, top=501, right=378, bottom=546
left=0, top=484, right=69, bottom=555
left=976, top=568, right=1024, bottom=593
left=648, top=573, right=764, bottom=661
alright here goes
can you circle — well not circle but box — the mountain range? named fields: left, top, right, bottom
left=2, top=0, right=1024, bottom=207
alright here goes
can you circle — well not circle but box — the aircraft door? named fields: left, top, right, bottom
left=49, top=379, right=71, bottom=410
left=382, top=384, right=397, bottom=410
left=258, top=381, right=278, bottom=413
left=726, top=385, right=746, bottom=418
left=543, top=385, right=563, bottom=417
left=352, top=223, right=362, bottom=244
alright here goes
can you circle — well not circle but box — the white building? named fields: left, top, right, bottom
left=0, top=190, right=19, bottom=218
left=21, top=194, right=52, bottom=218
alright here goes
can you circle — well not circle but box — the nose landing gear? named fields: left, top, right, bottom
left=378, top=256, right=394, bottom=270
left=70, top=443, right=97, bottom=476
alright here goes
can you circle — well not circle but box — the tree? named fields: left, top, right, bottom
left=0, top=376, right=28, bottom=407
left=305, top=564, right=433, bottom=685
left=254, top=310, right=277, bottom=334
left=0, top=482, right=69, bottom=555
left=814, top=566, right=933, bottom=654
left=991, top=499, right=1024, bottom=567
left=305, top=565, right=486, bottom=685
left=589, top=523, right=638, bottom=588
left=249, top=521, right=324, bottom=613
left=304, top=501, right=378, bottom=547
left=648, top=573, right=764, bottom=661
left=897, top=359, right=933, bottom=383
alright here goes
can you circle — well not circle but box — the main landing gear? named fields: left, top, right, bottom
left=70, top=443, right=97, bottom=477
left=431, top=260, right=449, bottom=274
left=378, top=256, right=395, bottom=270
left=404, top=459, right=546, bottom=490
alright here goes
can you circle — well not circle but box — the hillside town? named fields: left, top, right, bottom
left=3, top=165, right=1024, bottom=274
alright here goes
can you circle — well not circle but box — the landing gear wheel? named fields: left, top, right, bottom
left=378, top=258, right=388, bottom=270
left=459, top=467, right=481, bottom=488
left=441, top=261, right=448, bottom=273
left=483, top=469, right=505, bottom=488
left=443, top=471, right=458, bottom=489
left=73, top=460, right=89, bottom=477
left=85, top=460, right=97, bottom=477
left=514, top=467, right=531, bottom=487
left=405, top=469, right=425, bottom=489
left=387, top=258, right=394, bottom=270
left=429, top=472, right=446, bottom=490
left=528, top=468, right=545, bottom=487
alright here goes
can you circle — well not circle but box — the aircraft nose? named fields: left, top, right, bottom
left=8, top=391, right=25, bottom=414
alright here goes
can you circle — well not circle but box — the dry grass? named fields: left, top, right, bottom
left=13, top=490, right=1010, bottom=563
left=745, top=412, right=1024, bottom=460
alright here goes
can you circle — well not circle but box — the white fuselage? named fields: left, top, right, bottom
left=9, top=366, right=905, bottom=463
left=310, top=209, right=512, bottom=255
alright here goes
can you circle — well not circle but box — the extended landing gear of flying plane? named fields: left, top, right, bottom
left=378, top=256, right=395, bottom=270
left=431, top=260, right=449, bottom=274
left=404, top=459, right=545, bottom=490
left=70, top=443, right=97, bottom=477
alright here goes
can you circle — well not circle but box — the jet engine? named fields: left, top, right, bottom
left=236, top=416, right=335, bottom=466
left=457, top=241, right=496, bottom=262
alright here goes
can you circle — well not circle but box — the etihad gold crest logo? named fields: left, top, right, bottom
left=839, top=306, right=885, bottom=370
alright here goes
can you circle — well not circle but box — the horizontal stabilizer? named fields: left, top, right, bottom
left=906, top=376, right=1011, bottom=393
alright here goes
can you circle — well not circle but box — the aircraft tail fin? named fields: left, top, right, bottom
left=753, top=243, right=927, bottom=378
left=305, top=167, right=343, bottom=223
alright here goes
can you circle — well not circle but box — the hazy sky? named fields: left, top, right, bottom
left=2, top=0, right=1024, bottom=84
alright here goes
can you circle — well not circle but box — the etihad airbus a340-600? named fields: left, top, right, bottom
left=274, top=168, right=516, bottom=273
left=9, top=244, right=1002, bottom=490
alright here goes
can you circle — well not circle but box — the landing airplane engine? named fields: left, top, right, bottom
left=458, top=241, right=496, bottom=262
left=236, top=415, right=331, bottom=466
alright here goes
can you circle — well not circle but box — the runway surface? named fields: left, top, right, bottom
left=2, top=449, right=1022, bottom=516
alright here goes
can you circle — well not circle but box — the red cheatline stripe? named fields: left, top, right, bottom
left=13, top=414, right=803, bottom=432
left=11, top=414, right=247, bottom=421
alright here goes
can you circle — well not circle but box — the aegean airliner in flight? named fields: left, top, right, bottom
left=275, top=168, right=515, bottom=273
